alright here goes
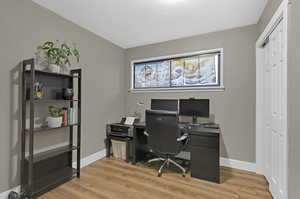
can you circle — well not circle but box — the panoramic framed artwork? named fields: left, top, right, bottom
left=131, top=49, right=223, bottom=92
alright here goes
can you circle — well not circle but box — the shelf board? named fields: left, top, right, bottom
left=25, top=123, right=78, bottom=133
left=26, top=145, right=79, bottom=163
left=25, top=69, right=74, bottom=78
left=30, top=167, right=77, bottom=197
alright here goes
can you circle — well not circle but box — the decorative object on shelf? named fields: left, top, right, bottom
left=37, top=40, right=80, bottom=74
left=34, top=82, right=44, bottom=100
left=47, top=105, right=63, bottom=128
left=35, top=48, right=49, bottom=71
left=63, top=88, right=73, bottom=100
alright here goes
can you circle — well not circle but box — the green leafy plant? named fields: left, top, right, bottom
left=38, top=40, right=80, bottom=66
left=48, top=106, right=63, bottom=118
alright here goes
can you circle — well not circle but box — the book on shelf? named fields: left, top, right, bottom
left=62, top=108, right=68, bottom=126
left=68, top=108, right=72, bottom=125
left=62, top=107, right=76, bottom=126
left=73, top=108, right=77, bottom=124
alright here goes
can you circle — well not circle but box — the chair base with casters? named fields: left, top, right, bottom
left=148, top=156, right=186, bottom=177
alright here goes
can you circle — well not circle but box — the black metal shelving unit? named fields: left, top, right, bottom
left=21, top=58, right=82, bottom=199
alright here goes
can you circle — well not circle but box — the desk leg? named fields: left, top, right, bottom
left=105, top=138, right=111, bottom=158
left=132, top=126, right=149, bottom=164
left=132, top=128, right=137, bottom=165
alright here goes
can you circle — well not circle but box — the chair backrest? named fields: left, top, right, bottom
left=146, top=110, right=181, bottom=156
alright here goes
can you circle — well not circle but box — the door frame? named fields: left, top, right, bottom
left=256, top=0, right=289, bottom=198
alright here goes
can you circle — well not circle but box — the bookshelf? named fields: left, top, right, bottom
left=21, top=58, right=82, bottom=198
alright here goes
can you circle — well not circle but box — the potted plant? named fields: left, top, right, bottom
left=47, top=105, right=63, bottom=128
left=37, top=40, right=80, bottom=74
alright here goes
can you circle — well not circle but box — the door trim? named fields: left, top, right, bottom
left=256, top=0, right=289, bottom=198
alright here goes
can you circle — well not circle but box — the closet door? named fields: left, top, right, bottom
left=263, top=34, right=272, bottom=183
left=263, top=20, right=287, bottom=199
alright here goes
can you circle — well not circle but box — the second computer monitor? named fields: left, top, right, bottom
left=179, top=99, right=209, bottom=123
left=151, top=99, right=178, bottom=112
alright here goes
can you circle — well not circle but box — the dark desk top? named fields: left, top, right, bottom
left=134, top=122, right=146, bottom=128
left=188, top=126, right=220, bottom=136
left=134, top=122, right=221, bottom=135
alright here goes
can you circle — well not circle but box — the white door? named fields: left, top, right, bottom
left=262, top=20, right=287, bottom=199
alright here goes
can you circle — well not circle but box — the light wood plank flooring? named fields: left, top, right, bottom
left=39, top=158, right=273, bottom=199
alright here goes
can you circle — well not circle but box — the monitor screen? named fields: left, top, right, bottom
left=179, top=99, right=209, bottom=118
left=151, top=99, right=178, bottom=112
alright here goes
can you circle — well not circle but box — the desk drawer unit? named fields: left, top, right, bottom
left=190, top=135, right=218, bottom=148
left=190, top=133, right=220, bottom=183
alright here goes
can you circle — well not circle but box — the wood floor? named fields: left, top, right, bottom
left=39, top=158, right=273, bottom=199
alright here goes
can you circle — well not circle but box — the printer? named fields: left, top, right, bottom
left=106, top=123, right=134, bottom=138
left=106, top=117, right=140, bottom=138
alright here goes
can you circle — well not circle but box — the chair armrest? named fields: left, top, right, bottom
left=177, top=133, right=189, bottom=142
left=144, top=131, right=149, bottom=137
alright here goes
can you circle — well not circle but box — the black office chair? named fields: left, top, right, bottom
left=145, top=110, right=188, bottom=177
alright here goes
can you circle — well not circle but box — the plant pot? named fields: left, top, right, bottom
left=47, top=116, right=63, bottom=128
left=61, top=64, right=70, bottom=74
left=35, top=49, right=49, bottom=71
left=48, top=64, right=61, bottom=73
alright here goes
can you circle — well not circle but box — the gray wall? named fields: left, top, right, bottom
left=287, top=0, right=300, bottom=198
left=0, top=0, right=125, bottom=192
left=125, top=25, right=257, bottom=163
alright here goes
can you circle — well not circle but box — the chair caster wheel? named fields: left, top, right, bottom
left=8, top=191, right=20, bottom=199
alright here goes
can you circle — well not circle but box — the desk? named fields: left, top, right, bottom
left=106, top=122, right=221, bottom=183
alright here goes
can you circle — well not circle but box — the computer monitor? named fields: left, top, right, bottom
left=151, top=99, right=178, bottom=112
left=179, top=99, right=210, bottom=124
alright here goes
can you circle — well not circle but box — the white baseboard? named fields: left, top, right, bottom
left=72, top=149, right=106, bottom=169
left=220, top=157, right=257, bottom=173
left=0, top=150, right=257, bottom=198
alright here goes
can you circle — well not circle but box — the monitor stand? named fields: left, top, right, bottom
left=191, top=115, right=201, bottom=126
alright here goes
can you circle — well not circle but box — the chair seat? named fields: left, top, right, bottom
left=175, top=151, right=191, bottom=160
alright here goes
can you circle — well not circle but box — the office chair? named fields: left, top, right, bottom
left=145, top=110, right=188, bottom=177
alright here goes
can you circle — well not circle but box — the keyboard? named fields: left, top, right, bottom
left=179, top=122, right=219, bottom=130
